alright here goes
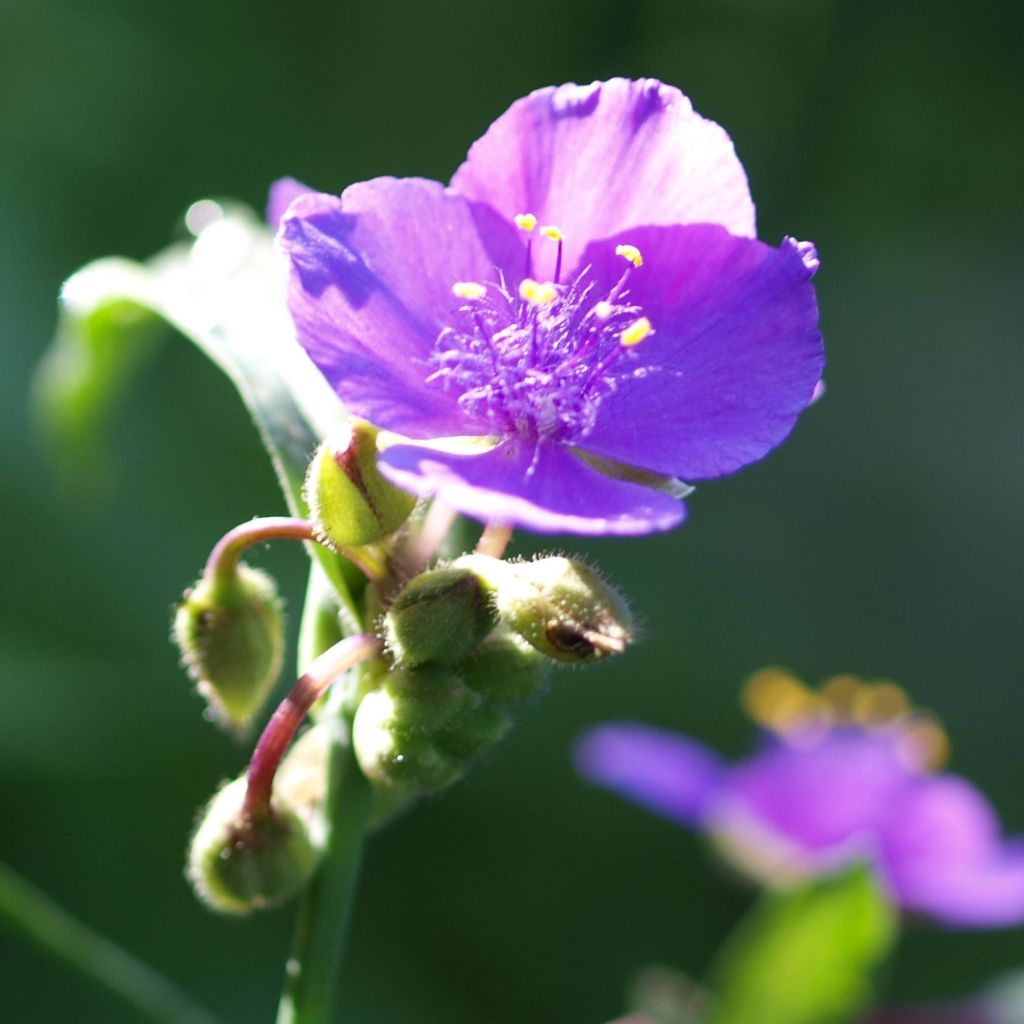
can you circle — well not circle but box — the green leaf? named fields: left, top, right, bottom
left=708, top=865, right=897, bottom=1024
left=34, top=202, right=360, bottom=614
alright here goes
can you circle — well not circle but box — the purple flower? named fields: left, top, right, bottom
left=576, top=671, right=1024, bottom=929
left=277, top=79, right=823, bottom=535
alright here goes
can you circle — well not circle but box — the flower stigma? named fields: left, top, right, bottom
left=428, top=236, right=655, bottom=446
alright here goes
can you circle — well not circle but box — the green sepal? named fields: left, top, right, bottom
left=305, top=421, right=415, bottom=549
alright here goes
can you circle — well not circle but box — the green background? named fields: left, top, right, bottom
left=2, top=0, right=1022, bottom=1020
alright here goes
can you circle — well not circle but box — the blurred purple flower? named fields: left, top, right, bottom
left=576, top=671, right=1024, bottom=929
left=276, top=79, right=823, bottom=535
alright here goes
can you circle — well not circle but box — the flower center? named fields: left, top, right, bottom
left=427, top=221, right=653, bottom=443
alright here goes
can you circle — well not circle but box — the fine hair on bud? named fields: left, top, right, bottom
left=352, top=666, right=475, bottom=792
left=187, top=777, right=320, bottom=915
left=382, top=566, right=497, bottom=668
left=460, top=629, right=551, bottom=703
left=453, top=554, right=633, bottom=663
left=173, top=562, right=284, bottom=732
left=305, top=421, right=416, bottom=549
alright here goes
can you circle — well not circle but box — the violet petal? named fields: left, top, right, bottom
left=452, top=78, right=756, bottom=279
left=577, top=225, right=823, bottom=479
left=574, top=722, right=726, bottom=825
left=377, top=437, right=685, bottom=535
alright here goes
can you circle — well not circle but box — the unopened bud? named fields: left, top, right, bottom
left=383, top=567, right=497, bottom=668
left=352, top=666, right=477, bottom=791
left=305, top=422, right=416, bottom=548
left=173, top=563, right=284, bottom=730
left=460, top=629, right=550, bottom=703
left=434, top=703, right=512, bottom=760
left=455, top=555, right=632, bottom=663
left=187, top=777, right=319, bottom=915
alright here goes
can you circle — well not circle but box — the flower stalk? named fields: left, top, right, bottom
left=244, top=633, right=380, bottom=819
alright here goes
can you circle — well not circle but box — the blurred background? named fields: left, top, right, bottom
left=2, top=0, right=1022, bottom=1021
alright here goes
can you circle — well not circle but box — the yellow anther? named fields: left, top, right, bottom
left=539, top=224, right=564, bottom=243
left=743, top=668, right=816, bottom=733
left=452, top=281, right=487, bottom=301
left=899, top=714, right=951, bottom=772
left=853, top=681, right=910, bottom=727
left=518, top=278, right=557, bottom=305
left=619, top=317, right=653, bottom=347
left=615, top=243, right=644, bottom=268
left=514, top=213, right=537, bottom=233
left=820, top=674, right=863, bottom=722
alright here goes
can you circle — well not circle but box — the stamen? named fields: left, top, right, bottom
left=619, top=317, right=653, bottom=347
left=518, top=278, right=558, bottom=305
left=593, top=301, right=613, bottom=320
left=452, top=281, right=487, bottom=300
left=514, top=213, right=537, bottom=233
left=540, top=224, right=565, bottom=283
left=615, top=244, right=644, bottom=268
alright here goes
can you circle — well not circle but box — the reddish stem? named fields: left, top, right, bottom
left=206, top=517, right=318, bottom=586
left=243, top=633, right=380, bottom=818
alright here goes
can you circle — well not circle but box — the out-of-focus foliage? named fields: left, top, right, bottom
left=709, top=867, right=896, bottom=1024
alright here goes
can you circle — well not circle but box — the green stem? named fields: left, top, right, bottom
left=275, top=689, right=373, bottom=1024
left=0, top=860, right=224, bottom=1024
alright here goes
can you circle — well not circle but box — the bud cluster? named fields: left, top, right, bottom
left=177, top=418, right=635, bottom=914
left=352, top=556, right=632, bottom=795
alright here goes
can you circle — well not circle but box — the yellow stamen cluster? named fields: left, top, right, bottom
left=539, top=224, right=564, bottom=243
left=518, top=278, right=557, bottom=305
left=452, top=281, right=487, bottom=301
left=615, top=243, right=644, bottom=268
left=514, top=213, right=537, bottom=233
left=741, top=668, right=950, bottom=770
left=619, top=316, right=653, bottom=347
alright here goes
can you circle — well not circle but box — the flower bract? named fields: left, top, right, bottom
left=277, top=78, right=824, bottom=535
left=576, top=670, right=1024, bottom=928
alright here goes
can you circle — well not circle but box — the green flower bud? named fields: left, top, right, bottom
left=173, top=562, right=284, bottom=730
left=305, top=422, right=416, bottom=548
left=187, top=777, right=319, bottom=915
left=383, top=567, right=497, bottom=668
left=352, top=666, right=476, bottom=791
left=434, top=703, right=512, bottom=760
left=455, top=555, right=632, bottom=663
left=460, top=629, right=550, bottom=703
left=278, top=723, right=414, bottom=833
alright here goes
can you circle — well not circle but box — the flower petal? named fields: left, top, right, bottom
left=378, top=437, right=685, bottom=535
left=574, top=722, right=725, bottom=825
left=878, top=776, right=1024, bottom=927
left=267, top=176, right=313, bottom=230
left=720, top=731, right=911, bottom=857
left=278, top=179, right=521, bottom=438
left=452, top=78, right=755, bottom=277
left=578, top=226, right=823, bottom=479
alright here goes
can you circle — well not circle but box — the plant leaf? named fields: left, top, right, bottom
left=708, top=865, right=897, bottom=1024
left=34, top=202, right=359, bottom=612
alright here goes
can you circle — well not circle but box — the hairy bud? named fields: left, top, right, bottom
left=460, top=629, right=550, bottom=703
left=352, top=666, right=475, bottom=791
left=305, top=422, right=415, bottom=548
left=383, top=567, right=497, bottom=668
left=173, top=562, right=284, bottom=730
left=454, top=555, right=632, bottom=663
left=187, top=777, right=319, bottom=915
